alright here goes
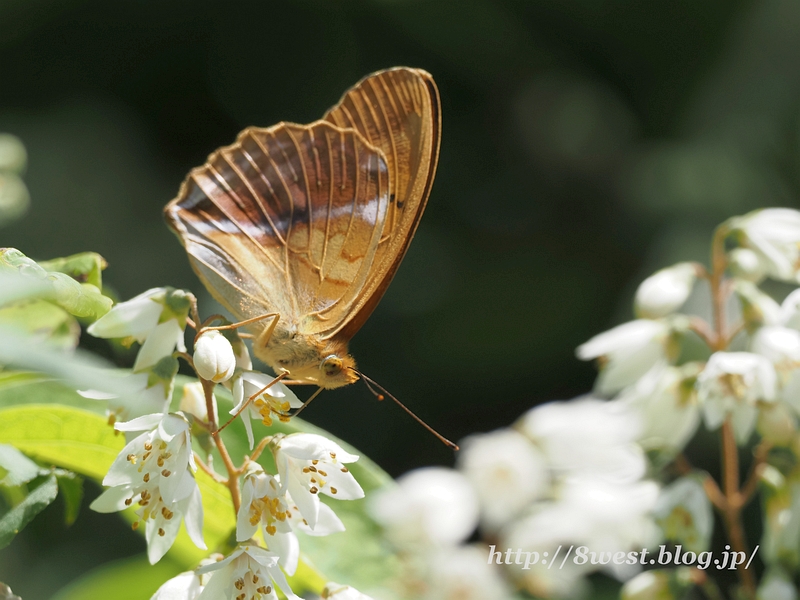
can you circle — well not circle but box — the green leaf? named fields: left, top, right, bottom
left=0, top=405, right=123, bottom=480
left=0, top=328, right=141, bottom=397
left=0, top=299, right=80, bottom=350
left=38, top=252, right=107, bottom=289
left=0, top=249, right=112, bottom=320
left=0, top=443, right=41, bottom=486
left=51, top=554, right=182, bottom=600
left=55, top=470, right=84, bottom=526
left=48, top=272, right=112, bottom=320
left=0, top=371, right=107, bottom=414
left=0, top=473, right=58, bottom=548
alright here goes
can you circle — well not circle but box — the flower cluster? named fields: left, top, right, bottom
left=86, top=289, right=374, bottom=600
left=368, top=208, right=800, bottom=599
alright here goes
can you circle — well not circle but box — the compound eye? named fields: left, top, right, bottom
left=321, top=355, right=343, bottom=377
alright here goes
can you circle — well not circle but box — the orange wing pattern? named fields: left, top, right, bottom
left=165, top=67, right=440, bottom=345
left=164, top=120, right=390, bottom=337
left=323, top=68, right=441, bottom=341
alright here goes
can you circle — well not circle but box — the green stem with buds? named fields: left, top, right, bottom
left=708, top=223, right=757, bottom=599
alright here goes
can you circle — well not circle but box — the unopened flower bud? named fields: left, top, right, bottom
left=194, top=330, right=236, bottom=383
left=728, top=247, right=764, bottom=282
left=634, top=262, right=697, bottom=319
left=180, top=381, right=217, bottom=423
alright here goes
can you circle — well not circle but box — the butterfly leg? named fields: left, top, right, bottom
left=214, top=371, right=288, bottom=434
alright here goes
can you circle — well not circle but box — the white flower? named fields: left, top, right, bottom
left=368, top=467, right=479, bottom=549
left=194, top=330, right=236, bottom=383
left=757, top=569, right=798, bottom=600
left=620, top=571, right=673, bottom=600
left=504, top=477, right=661, bottom=594
left=180, top=381, right=217, bottom=423
left=196, top=545, right=300, bottom=600
left=751, top=326, right=800, bottom=378
left=576, top=319, right=671, bottom=394
left=696, top=351, right=777, bottom=443
left=231, top=372, right=302, bottom=449
left=90, top=413, right=205, bottom=563
left=654, top=476, right=713, bottom=553
left=321, top=582, right=375, bottom=600
left=634, top=262, right=697, bottom=319
left=780, top=289, right=800, bottom=330
left=518, top=398, right=645, bottom=483
left=273, top=433, right=363, bottom=529
left=150, top=572, right=203, bottom=600
left=79, top=368, right=174, bottom=426
left=729, top=247, right=766, bottom=282
left=87, top=288, right=165, bottom=341
left=734, top=280, right=782, bottom=328
left=87, top=287, right=190, bottom=372
left=421, top=545, right=512, bottom=600
left=236, top=469, right=344, bottom=575
left=616, top=365, right=700, bottom=454
left=457, top=428, right=548, bottom=531
left=729, top=208, right=800, bottom=283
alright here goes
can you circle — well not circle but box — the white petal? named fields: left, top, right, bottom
left=288, top=468, right=320, bottom=529
left=301, top=501, right=345, bottom=536
left=89, top=485, right=133, bottom=513
left=267, top=530, right=300, bottom=576
left=278, top=433, right=358, bottom=463
left=87, top=289, right=163, bottom=340
left=116, top=413, right=164, bottom=433
left=322, top=467, right=364, bottom=500
left=134, top=320, right=184, bottom=372
left=146, top=508, right=183, bottom=564
left=634, top=262, right=697, bottom=319
left=183, top=485, right=206, bottom=551
left=150, top=572, right=202, bottom=600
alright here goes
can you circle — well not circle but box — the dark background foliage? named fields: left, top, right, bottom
left=2, top=0, right=799, bottom=595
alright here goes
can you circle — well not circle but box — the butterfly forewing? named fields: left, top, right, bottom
left=323, top=67, right=441, bottom=341
left=165, top=120, right=391, bottom=336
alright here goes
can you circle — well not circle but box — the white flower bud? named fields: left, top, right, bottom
left=180, top=381, right=217, bottom=423
left=634, top=262, right=697, bottom=319
left=620, top=571, right=675, bottom=600
left=729, top=208, right=800, bottom=283
left=193, top=330, right=236, bottom=383
left=728, top=247, right=765, bottom=282
left=734, top=280, right=782, bottom=328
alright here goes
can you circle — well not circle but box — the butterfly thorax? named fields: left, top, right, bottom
left=253, top=323, right=358, bottom=390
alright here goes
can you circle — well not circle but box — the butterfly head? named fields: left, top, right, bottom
left=255, top=329, right=359, bottom=390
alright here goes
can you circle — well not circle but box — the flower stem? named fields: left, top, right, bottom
left=709, top=224, right=756, bottom=598
left=201, top=378, right=242, bottom=514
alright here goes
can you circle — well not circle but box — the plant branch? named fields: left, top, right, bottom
left=194, top=453, right=226, bottom=484
left=708, top=224, right=756, bottom=599
left=202, top=378, right=242, bottom=513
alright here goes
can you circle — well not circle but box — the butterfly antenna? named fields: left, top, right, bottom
left=351, top=368, right=459, bottom=451
left=292, top=386, right=325, bottom=417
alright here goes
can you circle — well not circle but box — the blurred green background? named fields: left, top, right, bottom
left=2, top=0, right=800, bottom=595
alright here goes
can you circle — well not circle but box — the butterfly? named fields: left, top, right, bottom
left=164, top=67, right=441, bottom=390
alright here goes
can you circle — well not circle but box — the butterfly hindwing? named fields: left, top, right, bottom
left=165, top=120, right=391, bottom=337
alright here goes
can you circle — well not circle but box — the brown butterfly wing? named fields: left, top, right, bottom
left=164, top=120, right=391, bottom=336
left=323, top=67, right=441, bottom=341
